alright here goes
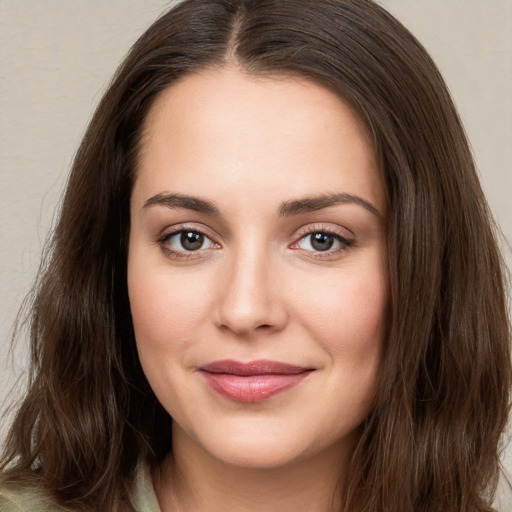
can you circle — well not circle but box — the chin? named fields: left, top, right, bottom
left=178, top=417, right=359, bottom=472
left=208, top=439, right=311, bottom=470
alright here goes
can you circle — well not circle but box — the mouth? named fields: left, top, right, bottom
left=198, top=359, right=314, bottom=403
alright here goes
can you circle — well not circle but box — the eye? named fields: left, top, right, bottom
left=162, top=229, right=217, bottom=253
left=294, top=231, right=352, bottom=254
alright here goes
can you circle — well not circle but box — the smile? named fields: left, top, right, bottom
left=198, top=360, right=314, bottom=403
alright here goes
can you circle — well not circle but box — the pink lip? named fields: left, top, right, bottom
left=199, top=360, right=313, bottom=403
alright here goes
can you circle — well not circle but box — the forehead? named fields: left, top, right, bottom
left=134, top=67, right=385, bottom=215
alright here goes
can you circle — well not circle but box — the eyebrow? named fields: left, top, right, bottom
left=143, top=193, right=221, bottom=215
left=278, top=193, right=381, bottom=218
left=142, top=191, right=381, bottom=218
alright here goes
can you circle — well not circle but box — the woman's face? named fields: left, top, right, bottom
left=128, top=68, right=389, bottom=470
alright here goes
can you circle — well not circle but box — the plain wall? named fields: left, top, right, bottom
left=1, top=0, right=511, bottom=506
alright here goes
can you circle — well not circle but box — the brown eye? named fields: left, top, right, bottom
left=163, top=229, right=216, bottom=254
left=310, top=232, right=334, bottom=251
left=294, top=230, right=352, bottom=255
left=180, top=231, right=205, bottom=251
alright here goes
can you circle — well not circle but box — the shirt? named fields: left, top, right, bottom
left=1, top=464, right=511, bottom=511
left=0, top=465, right=161, bottom=512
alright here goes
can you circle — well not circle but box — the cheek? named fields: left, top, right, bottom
left=127, top=253, right=213, bottom=353
left=127, top=255, right=214, bottom=414
left=299, top=268, right=388, bottom=345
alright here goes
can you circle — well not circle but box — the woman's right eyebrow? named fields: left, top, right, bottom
left=142, top=193, right=221, bottom=215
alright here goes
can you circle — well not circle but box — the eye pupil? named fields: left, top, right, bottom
left=180, top=231, right=204, bottom=251
left=311, top=232, right=334, bottom=251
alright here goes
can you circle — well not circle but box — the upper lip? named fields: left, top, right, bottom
left=199, top=359, right=312, bottom=376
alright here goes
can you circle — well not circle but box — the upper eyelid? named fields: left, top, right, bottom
left=294, top=231, right=353, bottom=248
left=158, top=226, right=219, bottom=258
left=294, top=223, right=354, bottom=240
left=159, top=223, right=219, bottom=242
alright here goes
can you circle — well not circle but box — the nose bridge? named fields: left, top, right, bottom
left=216, top=240, right=285, bottom=335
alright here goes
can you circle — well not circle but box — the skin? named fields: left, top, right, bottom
left=128, top=67, right=389, bottom=511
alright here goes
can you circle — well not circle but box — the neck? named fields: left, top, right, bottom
left=153, top=424, right=358, bottom=512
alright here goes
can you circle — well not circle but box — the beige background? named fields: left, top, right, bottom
left=1, top=0, right=511, bottom=506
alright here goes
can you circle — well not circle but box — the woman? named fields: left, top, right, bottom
left=1, top=0, right=510, bottom=510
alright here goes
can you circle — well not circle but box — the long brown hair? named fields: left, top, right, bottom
left=1, top=1, right=510, bottom=510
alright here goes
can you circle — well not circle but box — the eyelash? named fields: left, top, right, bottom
left=157, top=224, right=354, bottom=260
left=291, top=225, right=354, bottom=260
left=158, top=224, right=219, bottom=260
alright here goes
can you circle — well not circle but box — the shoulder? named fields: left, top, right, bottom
left=0, top=465, right=160, bottom=512
left=0, top=481, right=68, bottom=512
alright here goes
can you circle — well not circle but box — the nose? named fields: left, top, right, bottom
left=215, top=247, right=287, bottom=336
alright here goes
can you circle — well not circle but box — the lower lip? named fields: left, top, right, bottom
left=200, top=371, right=311, bottom=403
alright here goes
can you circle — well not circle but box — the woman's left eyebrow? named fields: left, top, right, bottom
left=278, top=193, right=382, bottom=218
